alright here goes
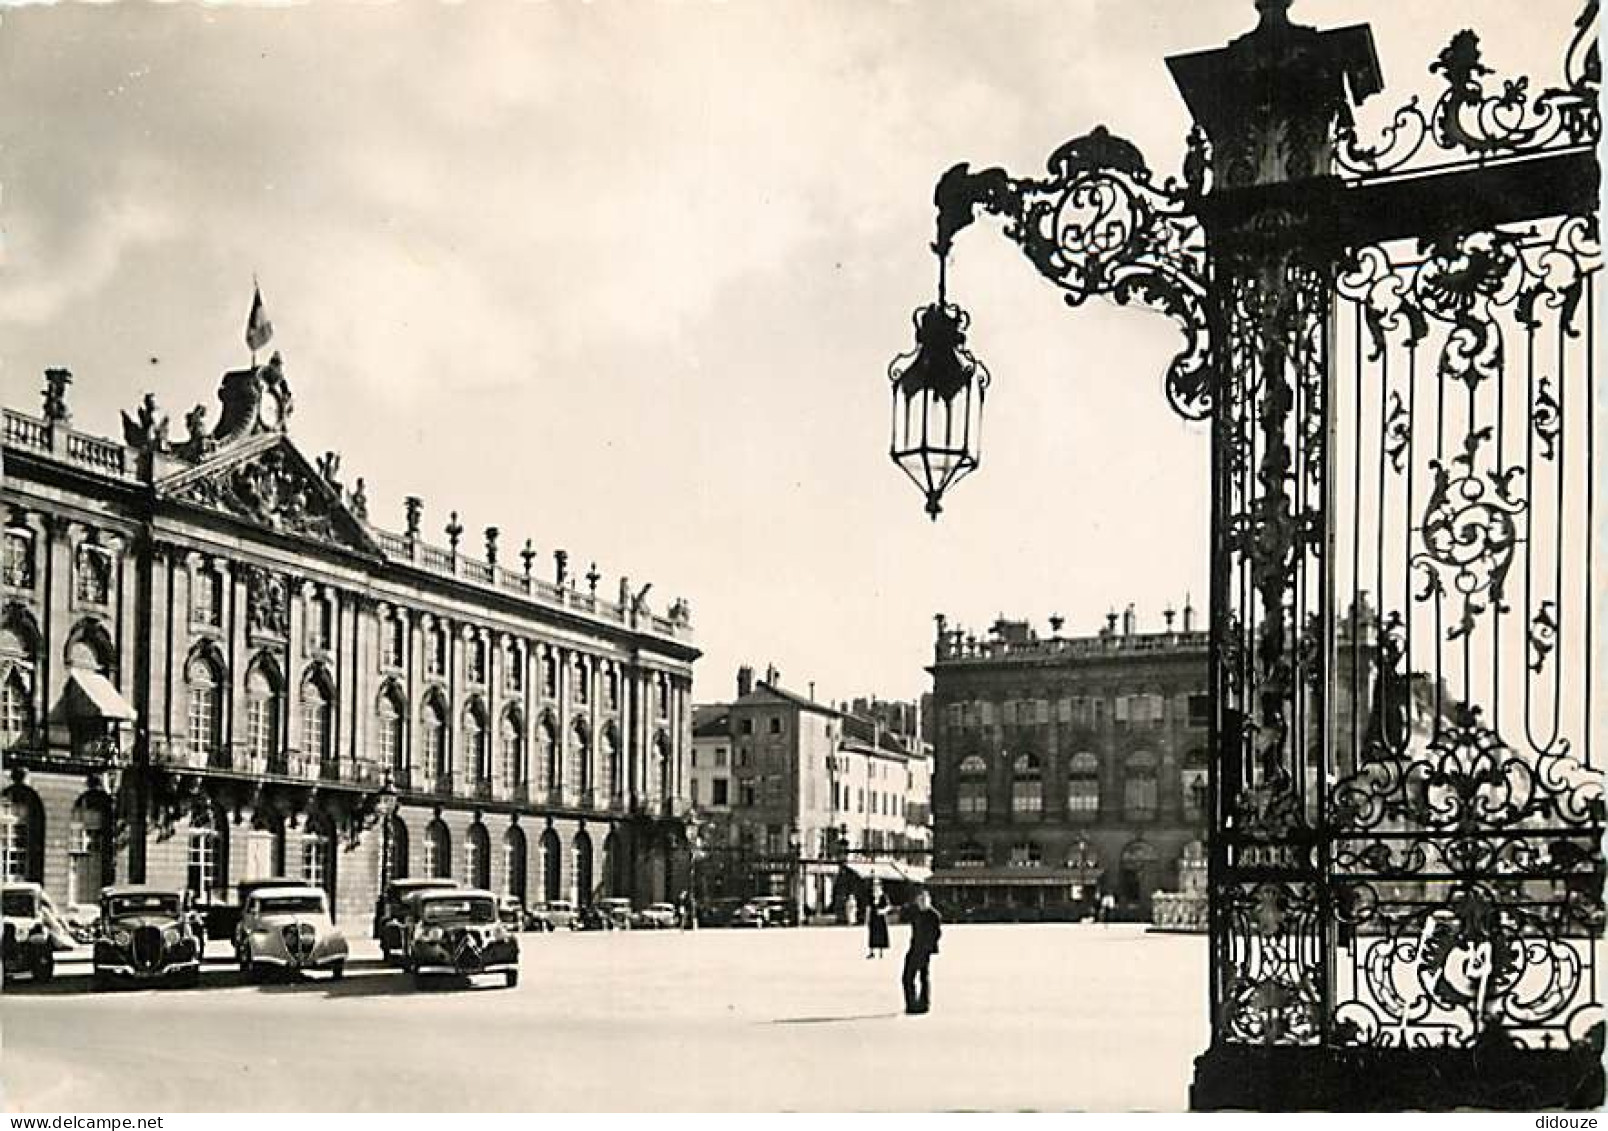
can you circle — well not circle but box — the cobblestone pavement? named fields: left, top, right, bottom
left=1, top=922, right=1206, bottom=1112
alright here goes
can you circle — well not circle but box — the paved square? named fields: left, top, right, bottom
left=2, top=923, right=1206, bottom=1112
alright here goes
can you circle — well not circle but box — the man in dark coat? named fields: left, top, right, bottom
left=902, top=888, right=943, bottom=1015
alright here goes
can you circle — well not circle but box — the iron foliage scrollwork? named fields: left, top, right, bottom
left=1337, top=2, right=1600, bottom=177
left=931, top=126, right=1210, bottom=419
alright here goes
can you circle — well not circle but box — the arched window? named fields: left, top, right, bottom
left=570, top=719, right=590, bottom=797
left=1182, top=747, right=1208, bottom=819
left=387, top=815, right=410, bottom=880
left=424, top=819, right=451, bottom=879
left=377, top=685, right=407, bottom=773
left=2, top=786, right=43, bottom=882
left=66, top=621, right=116, bottom=679
left=540, top=828, right=561, bottom=902
left=465, top=822, right=490, bottom=889
left=1011, top=752, right=1043, bottom=816
left=245, top=662, right=282, bottom=770
left=500, top=708, right=524, bottom=790
left=422, top=696, right=448, bottom=780
left=185, top=652, right=223, bottom=762
left=503, top=825, right=527, bottom=902
left=957, top=754, right=988, bottom=820
left=68, top=792, right=112, bottom=904
left=302, top=670, right=333, bottom=769
left=1125, top=750, right=1159, bottom=819
left=1, top=668, right=33, bottom=752
left=464, top=701, right=489, bottom=784
left=537, top=716, right=558, bottom=792
left=1068, top=752, right=1101, bottom=816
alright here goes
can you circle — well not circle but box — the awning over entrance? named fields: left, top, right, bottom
left=842, top=860, right=911, bottom=883
left=929, top=868, right=1087, bottom=888
left=48, top=669, right=137, bottom=724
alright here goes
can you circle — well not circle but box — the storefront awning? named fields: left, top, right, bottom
left=842, top=861, right=911, bottom=882
left=48, top=668, right=137, bottom=724
left=929, top=868, right=1089, bottom=888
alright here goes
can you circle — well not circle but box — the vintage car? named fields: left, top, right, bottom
left=751, top=895, right=795, bottom=927
left=497, top=895, right=525, bottom=931
left=700, top=897, right=766, bottom=928
left=2, top=882, right=74, bottom=982
left=529, top=900, right=575, bottom=931
left=236, top=886, right=348, bottom=980
left=375, top=877, right=461, bottom=964
left=597, top=897, right=634, bottom=930
left=401, top=888, right=519, bottom=988
left=634, top=902, right=678, bottom=930
left=202, top=875, right=298, bottom=942
left=92, top=886, right=203, bottom=988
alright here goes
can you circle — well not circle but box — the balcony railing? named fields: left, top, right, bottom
left=471, top=777, right=493, bottom=801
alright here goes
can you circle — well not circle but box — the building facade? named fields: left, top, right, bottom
left=689, top=666, right=931, bottom=915
left=928, top=606, right=1208, bottom=921
left=1, top=356, right=699, bottom=925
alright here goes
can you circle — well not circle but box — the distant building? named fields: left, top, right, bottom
left=689, top=665, right=931, bottom=916
left=928, top=604, right=1208, bottom=921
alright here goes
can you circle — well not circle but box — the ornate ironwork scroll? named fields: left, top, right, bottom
left=1338, top=2, right=1600, bottom=177
left=1328, top=206, right=1602, bottom=1052
left=931, top=126, right=1211, bottom=419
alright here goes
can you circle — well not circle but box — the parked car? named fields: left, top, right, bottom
left=575, top=904, right=613, bottom=931
left=202, top=875, right=298, bottom=942
left=527, top=900, right=575, bottom=931
left=64, top=903, right=101, bottom=944
left=400, top=888, right=519, bottom=988
left=634, top=902, right=678, bottom=930
left=597, top=897, right=634, bottom=930
left=236, top=886, right=349, bottom=981
left=92, top=886, right=202, bottom=989
left=2, top=882, right=72, bottom=983
left=375, top=877, right=462, bottom=963
left=751, top=896, right=795, bottom=927
left=700, top=897, right=766, bottom=928
left=497, top=895, right=527, bottom=931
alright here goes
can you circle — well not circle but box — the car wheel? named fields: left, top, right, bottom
left=242, top=948, right=259, bottom=983
left=331, top=961, right=345, bottom=981
left=412, top=972, right=430, bottom=991
left=505, top=970, right=519, bottom=988
left=178, top=967, right=201, bottom=989
left=92, top=968, right=111, bottom=992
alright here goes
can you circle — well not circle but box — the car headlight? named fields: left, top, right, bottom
left=113, top=929, right=132, bottom=947
left=418, top=926, right=443, bottom=943
left=163, top=926, right=182, bottom=945
left=490, top=924, right=507, bottom=941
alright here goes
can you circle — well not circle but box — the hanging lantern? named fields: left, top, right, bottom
left=887, top=299, right=990, bottom=520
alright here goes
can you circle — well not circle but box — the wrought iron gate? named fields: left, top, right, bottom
left=1197, top=1, right=1604, bottom=1108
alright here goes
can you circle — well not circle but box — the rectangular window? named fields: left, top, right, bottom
left=712, top=778, right=729, bottom=806
left=311, top=598, right=333, bottom=651
left=715, top=747, right=728, bottom=768
left=193, top=569, right=221, bottom=626
left=187, top=831, right=218, bottom=897
left=768, top=716, right=781, bottom=735
left=690, top=779, right=700, bottom=805
left=301, top=838, right=326, bottom=886
left=739, top=782, right=756, bottom=807
left=740, top=718, right=753, bottom=736
left=2, top=531, right=34, bottom=590
left=75, top=546, right=111, bottom=605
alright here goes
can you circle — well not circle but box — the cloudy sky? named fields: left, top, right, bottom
left=0, top=0, right=1568, bottom=704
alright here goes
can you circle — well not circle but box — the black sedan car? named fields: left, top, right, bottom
left=92, top=886, right=203, bottom=989
left=401, top=888, right=519, bottom=988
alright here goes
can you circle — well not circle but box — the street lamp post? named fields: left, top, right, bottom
left=374, top=770, right=400, bottom=893
left=787, top=822, right=803, bottom=927
left=887, top=0, right=1602, bottom=1112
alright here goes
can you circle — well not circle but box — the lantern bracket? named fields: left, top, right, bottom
left=930, top=124, right=1213, bottom=420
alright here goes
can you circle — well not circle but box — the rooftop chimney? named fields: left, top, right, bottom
left=808, top=681, right=816, bottom=702
left=1122, top=603, right=1136, bottom=636
left=737, top=665, right=755, bottom=698
left=1183, top=595, right=1196, bottom=633
left=764, top=663, right=780, bottom=686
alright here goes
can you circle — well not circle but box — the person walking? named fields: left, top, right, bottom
left=901, top=888, right=942, bottom=1015
left=866, top=881, right=890, bottom=959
